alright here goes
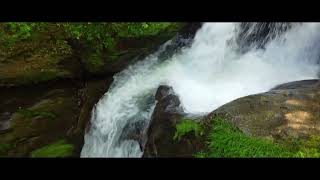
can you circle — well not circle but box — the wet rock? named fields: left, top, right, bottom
left=67, top=77, right=114, bottom=156
left=0, top=87, right=80, bottom=157
left=143, top=85, right=202, bottom=157
left=0, top=112, right=11, bottom=131
left=120, top=120, right=147, bottom=150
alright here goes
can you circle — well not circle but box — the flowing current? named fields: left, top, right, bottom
left=81, top=23, right=320, bottom=157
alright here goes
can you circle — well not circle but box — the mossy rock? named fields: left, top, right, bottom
left=212, top=80, right=320, bottom=141
left=0, top=23, right=80, bottom=87
left=194, top=80, right=320, bottom=158
left=30, top=139, right=74, bottom=158
left=197, top=117, right=292, bottom=158
left=0, top=87, right=79, bottom=157
left=196, top=116, right=320, bottom=158
left=78, top=23, right=187, bottom=76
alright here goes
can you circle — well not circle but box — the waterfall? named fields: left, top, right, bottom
left=81, top=23, right=320, bottom=157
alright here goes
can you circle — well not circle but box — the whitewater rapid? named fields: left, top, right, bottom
left=81, top=23, right=320, bottom=157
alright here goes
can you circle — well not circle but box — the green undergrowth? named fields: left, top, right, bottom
left=30, top=139, right=74, bottom=157
left=0, top=22, right=184, bottom=81
left=0, top=143, right=12, bottom=156
left=194, top=116, right=320, bottom=158
left=173, top=118, right=204, bottom=141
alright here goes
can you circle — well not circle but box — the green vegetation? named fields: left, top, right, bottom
left=1, top=22, right=177, bottom=49
left=61, top=22, right=181, bottom=71
left=197, top=117, right=290, bottom=157
left=0, top=23, right=35, bottom=47
left=62, top=22, right=174, bottom=50
left=284, top=135, right=320, bottom=158
left=17, top=108, right=56, bottom=120
left=0, top=23, right=53, bottom=49
left=173, top=119, right=204, bottom=141
left=194, top=116, right=320, bottom=158
left=0, top=22, right=182, bottom=77
left=30, top=140, right=74, bottom=157
left=0, top=143, right=12, bottom=156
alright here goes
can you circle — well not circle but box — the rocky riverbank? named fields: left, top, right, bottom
left=0, top=23, right=198, bottom=157
left=143, top=79, right=320, bottom=157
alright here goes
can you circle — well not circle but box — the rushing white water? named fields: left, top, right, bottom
left=81, top=23, right=320, bottom=157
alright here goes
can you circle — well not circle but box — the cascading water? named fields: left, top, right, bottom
left=81, top=23, right=320, bottom=157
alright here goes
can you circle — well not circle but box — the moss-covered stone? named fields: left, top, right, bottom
left=0, top=28, right=75, bottom=87
left=197, top=116, right=292, bottom=158
left=194, top=80, right=320, bottom=158
left=0, top=87, right=79, bottom=157
left=0, top=143, right=12, bottom=156
left=16, top=109, right=56, bottom=120
left=30, top=139, right=74, bottom=157
left=194, top=116, right=320, bottom=158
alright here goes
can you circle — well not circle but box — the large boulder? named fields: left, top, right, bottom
left=210, top=79, right=320, bottom=142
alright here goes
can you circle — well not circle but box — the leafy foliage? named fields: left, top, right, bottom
left=61, top=22, right=173, bottom=51
left=1, top=22, right=176, bottom=51
left=119, top=22, right=172, bottom=37
left=61, top=22, right=177, bottom=70
left=0, top=23, right=35, bottom=46
left=173, top=119, right=204, bottom=141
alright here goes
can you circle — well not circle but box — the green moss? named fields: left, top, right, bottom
left=118, top=22, right=174, bottom=38
left=17, top=108, right=56, bottom=120
left=30, top=140, right=74, bottom=158
left=196, top=117, right=290, bottom=157
left=173, top=119, right=204, bottom=141
left=0, top=143, right=12, bottom=156
left=283, top=136, right=320, bottom=158
left=195, top=117, right=320, bottom=158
